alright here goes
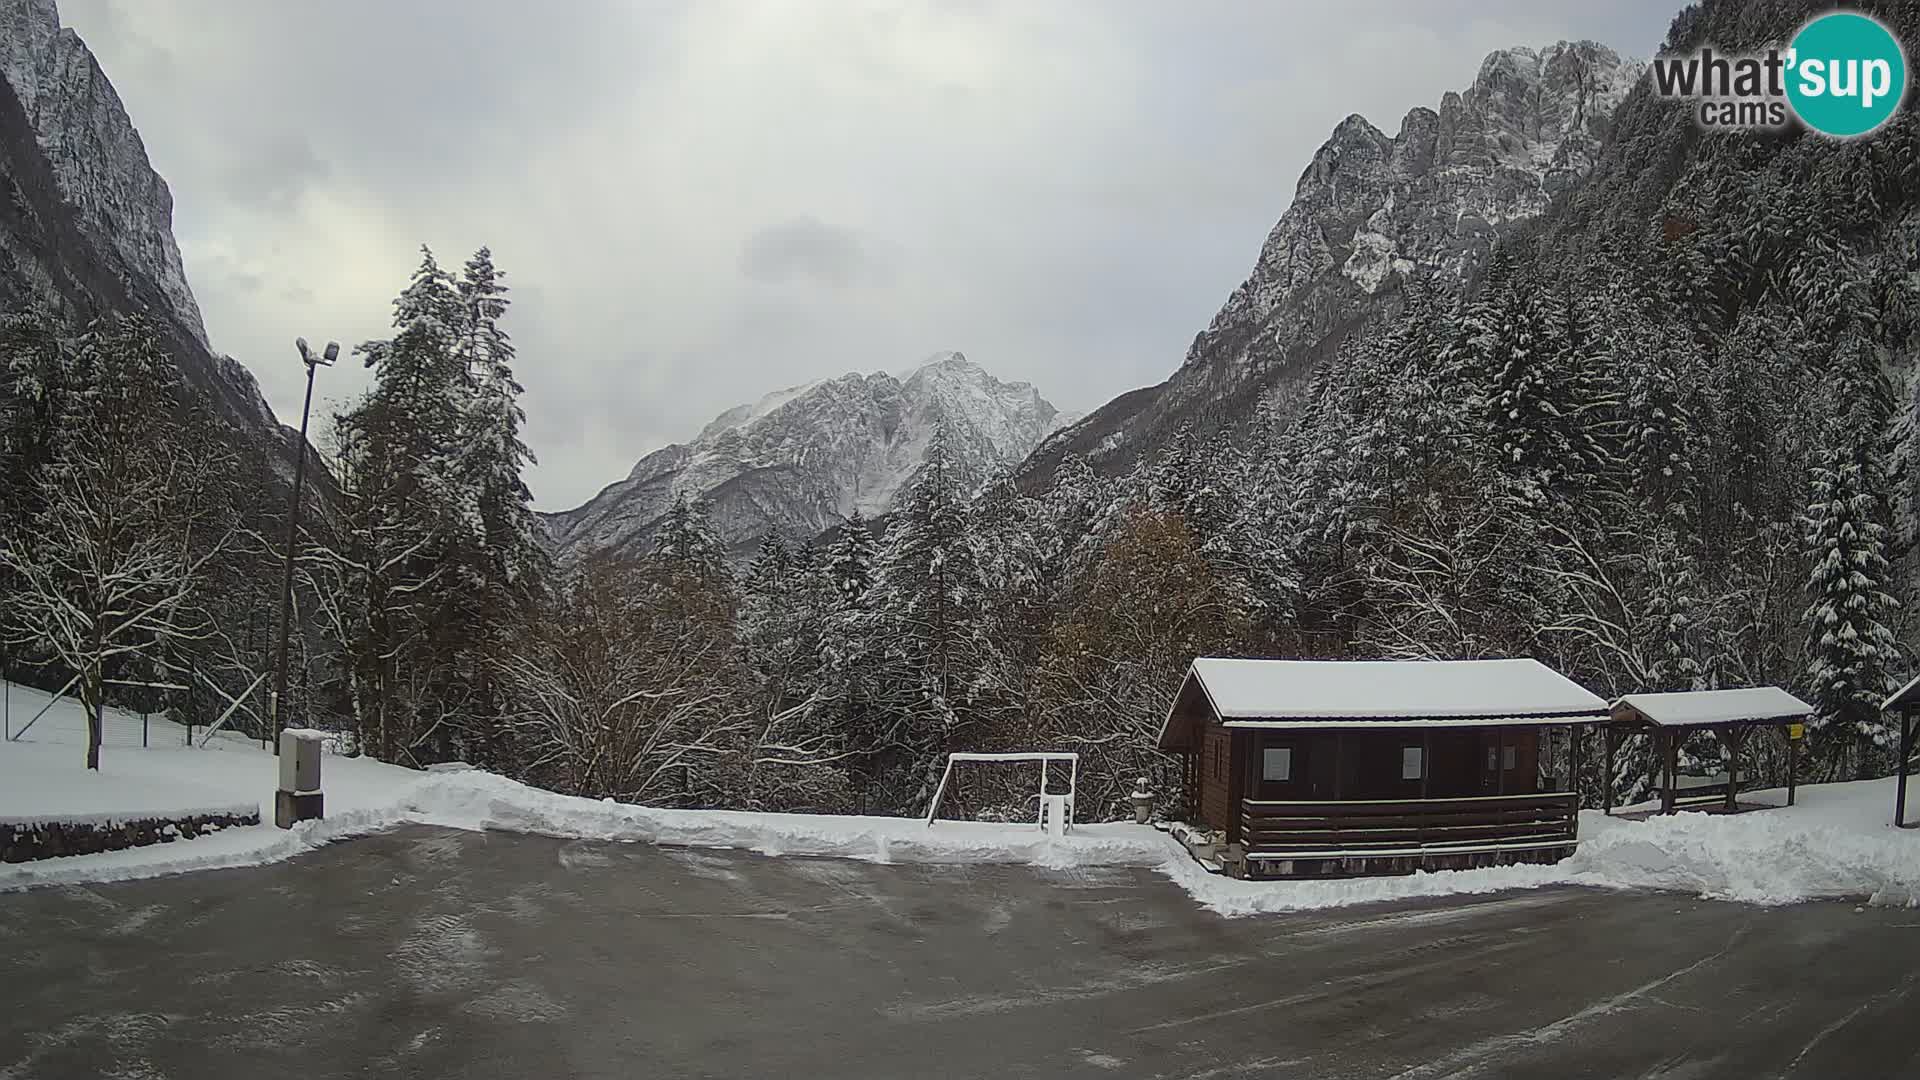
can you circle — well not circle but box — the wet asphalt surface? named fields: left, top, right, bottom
left=1, top=826, right=1917, bottom=1079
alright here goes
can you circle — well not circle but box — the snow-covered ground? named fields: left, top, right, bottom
left=0, top=680, right=420, bottom=830
left=4, top=680, right=1917, bottom=911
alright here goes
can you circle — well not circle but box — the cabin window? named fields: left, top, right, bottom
left=1503, top=746, right=1517, bottom=771
left=1262, top=747, right=1293, bottom=782
left=1401, top=746, right=1424, bottom=781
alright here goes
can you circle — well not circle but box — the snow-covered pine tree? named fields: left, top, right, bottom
left=971, top=478, right=1054, bottom=724
left=657, top=491, right=731, bottom=589
left=352, top=247, right=468, bottom=519
left=455, top=248, right=547, bottom=598
left=866, top=423, right=988, bottom=810
left=1150, top=420, right=1238, bottom=544
left=1803, top=330, right=1901, bottom=778
left=825, top=508, right=876, bottom=608
left=1455, top=262, right=1576, bottom=498
left=741, top=531, right=805, bottom=699
left=1642, top=525, right=1710, bottom=693
left=1216, top=402, right=1299, bottom=635
left=436, top=248, right=550, bottom=766
left=0, top=308, right=66, bottom=535
left=328, top=246, right=474, bottom=762
left=1546, top=287, right=1624, bottom=508
left=1615, top=307, right=1698, bottom=526
left=743, top=532, right=791, bottom=598
left=811, top=511, right=888, bottom=810
left=1043, top=454, right=1105, bottom=584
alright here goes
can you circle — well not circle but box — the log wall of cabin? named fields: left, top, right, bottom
left=1198, top=721, right=1233, bottom=834
left=1199, top=724, right=1551, bottom=833
left=1239, top=728, right=1548, bottom=804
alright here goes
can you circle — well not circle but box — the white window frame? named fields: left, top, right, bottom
left=1503, top=745, right=1518, bottom=771
left=1402, top=746, right=1424, bottom=781
left=1262, top=746, right=1293, bottom=782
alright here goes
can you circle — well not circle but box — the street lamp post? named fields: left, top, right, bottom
left=270, top=337, right=337, bottom=753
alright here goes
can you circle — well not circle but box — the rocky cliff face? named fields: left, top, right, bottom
left=1020, top=41, right=1644, bottom=487
left=0, top=0, right=283, bottom=455
left=544, top=352, right=1065, bottom=562
left=1, top=0, right=207, bottom=348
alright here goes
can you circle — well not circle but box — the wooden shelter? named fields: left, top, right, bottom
left=1157, top=658, right=1608, bottom=879
left=1604, top=688, right=1811, bottom=816
left=1880, top=676, right=1920, bottom=828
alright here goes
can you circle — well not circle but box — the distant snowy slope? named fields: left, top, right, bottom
left=544, top=351, right=1066, bottom=561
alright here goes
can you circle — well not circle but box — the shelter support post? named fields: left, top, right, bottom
left=1899, top=710, right=1915, bottom=829
left=1603, top=724, right=1614, bottom=816
left=1661, top=729, right=1679, bottom=816
left=1724, top=726, right=1740, bottom=813
left=1787, top=726, right=1798, bottom=807
left=1570, top=723, right=1585, bottom=800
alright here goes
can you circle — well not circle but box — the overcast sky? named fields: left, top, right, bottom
left=60, top=0, right=1674, bottom=510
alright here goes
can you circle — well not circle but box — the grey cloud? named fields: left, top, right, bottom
left=739, top=217, right=883, bottom=288
left=220, top=131, right=330, bottom=213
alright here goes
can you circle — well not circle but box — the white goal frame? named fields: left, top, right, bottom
left=923, top=752, right=1079, bottom=830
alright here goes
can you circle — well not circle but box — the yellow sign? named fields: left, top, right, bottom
left=1788, top=723, right=1805, bottom=741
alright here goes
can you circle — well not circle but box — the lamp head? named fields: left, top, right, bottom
left=296, top=337, right=340, bottom=368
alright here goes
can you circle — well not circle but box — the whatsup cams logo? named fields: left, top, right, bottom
left=1650, top=10, right=1908, bottom=137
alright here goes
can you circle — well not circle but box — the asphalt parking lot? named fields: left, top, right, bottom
left=2, top=826, right=1917, bottom=1079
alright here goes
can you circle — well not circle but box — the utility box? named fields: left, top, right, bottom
left=274, top=729, right=325, bottom=828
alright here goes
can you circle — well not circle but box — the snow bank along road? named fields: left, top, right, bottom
left=8, top=751, right=1920, bottom=914
left=2, top=826, right=1916, bottom=1079
left=8, top=679, right=1920, bottom=913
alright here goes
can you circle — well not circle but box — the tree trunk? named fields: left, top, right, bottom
left=84, top=664, right=103, bottom=771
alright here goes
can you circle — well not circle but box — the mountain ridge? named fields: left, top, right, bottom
left=1017, top=39, right=1644, bottom=489
left=543, top=351, right=1066, bottom=562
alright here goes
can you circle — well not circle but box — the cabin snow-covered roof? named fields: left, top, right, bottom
left=1611, top=687, right=1812, bottom=727
left=1157, top=658, right=1607, bottom=748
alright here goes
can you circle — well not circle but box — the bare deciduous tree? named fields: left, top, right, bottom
left=0, top=317, right=236, bottom=768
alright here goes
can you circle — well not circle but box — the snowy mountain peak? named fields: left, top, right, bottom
left=909, top=349, right=972, bottom=374
left=548, top=356, right=1065, bottom=562
left=693, top=376, right=833, bottom=445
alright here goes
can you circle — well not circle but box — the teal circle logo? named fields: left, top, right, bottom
left=1786, top=12, right=1907, bottom=137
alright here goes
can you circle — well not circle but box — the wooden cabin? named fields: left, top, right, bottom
left=1157, top=658, right=1608, bottom=879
